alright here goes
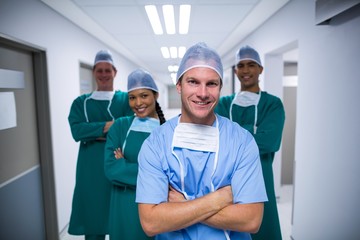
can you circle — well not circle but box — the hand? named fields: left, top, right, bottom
left=114, top=147, right=123, bottom=159
left=168, top=185, right=186, bottom=202
left=103, top=120, right=114, bottom=133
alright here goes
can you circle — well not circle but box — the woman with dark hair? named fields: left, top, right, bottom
left=104, top=68, right=165, bottom=240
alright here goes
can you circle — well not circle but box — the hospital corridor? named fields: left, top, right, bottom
left=1, top=0, right=360, bottom=239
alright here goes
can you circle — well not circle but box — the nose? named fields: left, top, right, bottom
left=197, top=84, right=209, bottom=98
left=135, top=97, right=142, bottom=106
left=242, top=65, right=249, bottom=73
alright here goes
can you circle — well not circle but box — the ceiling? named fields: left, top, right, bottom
left=42, top=0, right=290, bottom=85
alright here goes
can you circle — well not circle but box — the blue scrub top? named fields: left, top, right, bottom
left=136, top=115, right=267, bottom=240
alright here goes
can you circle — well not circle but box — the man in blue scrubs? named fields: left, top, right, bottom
left=136, top=42, right=268, bottom=240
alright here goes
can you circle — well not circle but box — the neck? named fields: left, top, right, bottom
left=179, top=113, right=216, bottom=126
left=241, top=85, right=260, bottom=93
left=97, top=88, right=113, bottom=92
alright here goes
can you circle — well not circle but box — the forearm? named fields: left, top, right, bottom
left=139, top=189, right=231, bottom=236
left=202, top=202, right=264, bottom=233
left=105, top=159, right=138, bottom=186
left=70, top=122, right=107, bottom=142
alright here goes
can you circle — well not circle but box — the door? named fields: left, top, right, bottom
left=0, top=35, right=58, bottom=239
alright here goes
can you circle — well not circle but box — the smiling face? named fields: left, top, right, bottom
left=176, top=67, right=221, bottom=125
left=93, top=62, right=117, bottom=91
left=235, top=60, right=263, bottom=92
left=128, top=88, right=158, bottom=119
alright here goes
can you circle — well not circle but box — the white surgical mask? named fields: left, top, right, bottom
left=84, top=91, right=116, bottom=122
left=172, top=122, right=219, bottom=152
left=122, top=117, right=159, bottom=151
left=89, top=90, right=115, bottom=101
left=232, top=91, right=260, bottom=107
left=230, top=91, right=261, bottom=134
left=129, top=117, right=159, bottom=133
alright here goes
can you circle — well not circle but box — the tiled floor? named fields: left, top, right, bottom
left=61, top=184, right=294, bottom=240
left=277, top=184, right=294, bottom=240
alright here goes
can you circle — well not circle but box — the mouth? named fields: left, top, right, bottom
left=135, top=107, right=147, bottom=114
left=194, top=101, right=209, bottom=105
left=242, top=75, right=251, bottom=80
left=99, top=78, right=110, bottom=82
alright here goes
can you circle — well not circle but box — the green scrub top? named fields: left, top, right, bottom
left=67, top=91, right=133, bottom=235
left=104, top=116, right=154, bottom=240
left=216, top=91, right=285, bottom=240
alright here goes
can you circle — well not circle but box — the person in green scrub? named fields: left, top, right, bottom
left=104, top=69, right=166, bottom=240
left=68, top=50, right=134, bottom=240
left=216, top=45, right=285, bottom=240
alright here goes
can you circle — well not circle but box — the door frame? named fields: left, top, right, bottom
left=0, top=33, right=59, bottom=239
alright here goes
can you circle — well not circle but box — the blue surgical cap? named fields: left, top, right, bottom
left=235, top=45, right=262, bottom=67
left=127, top=69, right=158, bottom=93
left=176, top=42, right=223, bottom=83
left=94, top=50, right=115, bottom=68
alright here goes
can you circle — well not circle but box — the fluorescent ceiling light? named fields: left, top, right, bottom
left=145, top=5, right=163, bottom=35
left=169, top=47, right=178, bottom=58
left=146, top=4, right=191, bottom=35
left=162, top=47, right=186, bottom=59
left=178, top=46, right=186, bottom=58
left=168, top=65, right=179, bottom=72
left=162, top=5, right=175, bottom=34
left=161, top=47, right=170, bottom=58
left=171, top=73, right=177, bottom=85
left=179, top=5, right=191, bottom=34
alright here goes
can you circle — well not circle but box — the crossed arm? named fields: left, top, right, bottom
left=138, top=186, right=264, bottom=237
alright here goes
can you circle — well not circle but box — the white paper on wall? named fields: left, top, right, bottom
left=0, top=92, right=17, bottom=130
left=0, top=69, right=25, bottom=89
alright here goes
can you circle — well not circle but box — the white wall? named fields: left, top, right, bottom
left=222, top=0, right=360, bottom=239
left=0, top=0, right=167, bottom=233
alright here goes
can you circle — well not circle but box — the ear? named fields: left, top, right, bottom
left=154, top=92, right=159, bottom=100
left=176, top=82, right=181, bottom=94
left=259, top=66, right=264, bottom=74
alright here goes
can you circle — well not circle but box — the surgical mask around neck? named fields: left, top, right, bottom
left=172, top=122, right=219, bottom=152
left=230, top=91, right=261, bottom=134
left=84, top=90, right=115, bottom=122
left=129, top=117, right=159, bottom=133
left=232, top=91, right=260, bottom=107
left=122, top=117, right=159, bottom=151
left=89, top=90, right=115, bottom=101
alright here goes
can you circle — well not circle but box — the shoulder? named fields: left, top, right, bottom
left=114, top=89, right=127, bottom=94
left=218, top=93, right=235, bottom=104
left=216, top=94, right=235, bottom=115
left=113, top=90, right=129, bottom=98
left=75, top=93, right=90, bottom=101
left=109, top=116, right=134, bottom=135
left=145, top=116, right=177, bottom=142
left=155, top=116, right=177, bottom=134
left=217, top=115, right=252, bottom=140
left=260, top=92, right=284, bottom=108
left=218, top=114, right=246, bottom=133
left=261, top=91, right=282, bottom=102
left=71, top=93, right=90, bottom=106
left=114, top=115, right=134, bottom=125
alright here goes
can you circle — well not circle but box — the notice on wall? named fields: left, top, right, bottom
left=0, top=69, right=25, bottom=89
left=0, top=92, right=17, bottom=130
